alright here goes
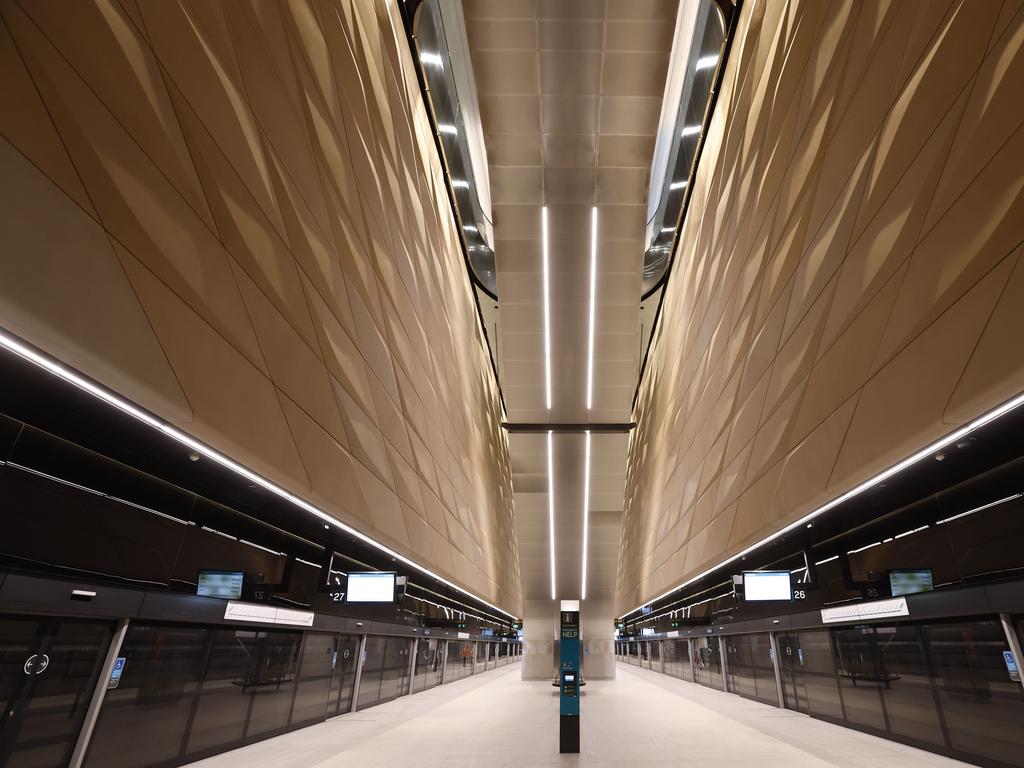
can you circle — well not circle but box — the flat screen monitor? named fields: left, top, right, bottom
left=345, top=571, right=397, bottom=603
left=889, top=569, right=933, bottom=597
left=742, top=570, right=793, bottom=601
left=197, top=570, right=244, bottom=600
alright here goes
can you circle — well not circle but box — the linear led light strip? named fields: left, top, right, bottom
left=618, top=388, right=1024, bottom=620
left=547, top=429, right=556, bottom=599
left=0, top=328, right=519, bottom=621
left=581, top=430, right=591, bottom=600
left=586, top=206, right=597, bottom=411
left=542, top=206, right=552, bottom=410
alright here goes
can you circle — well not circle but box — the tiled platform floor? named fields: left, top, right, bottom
left=186, top=662, right=969, bottom=767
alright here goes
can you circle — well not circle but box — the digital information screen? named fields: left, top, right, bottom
left=742, top=570, right=793, bottom=601
left=197, top=571, right=244, bottom=600
left=345, top=571, right=397, bottom=603
left=889, top=569, right=934, bottom=597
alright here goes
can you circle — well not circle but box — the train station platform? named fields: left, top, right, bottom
left=185, top=663, right=967, bottom=768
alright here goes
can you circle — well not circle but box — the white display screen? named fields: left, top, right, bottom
left=889, top=569, right=933, bottom=597
left=345, top=572, right=396, bottom=603
left=743, top=571, right=792, bottom=601
left=197, top=571, right=244, bottom=600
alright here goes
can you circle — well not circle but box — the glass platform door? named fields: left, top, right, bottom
left=0, top=616, right=110, bottom=768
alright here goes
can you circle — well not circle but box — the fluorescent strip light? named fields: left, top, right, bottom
left=542, top=206, right=552, bottom=410
left=547, top=430, right=556, bottom=599
left=581, top=431, right=591, bottom=600
left=239, top=539, right=284, bottom=556
left=586, top=206, right=597, bottom=411
left=296, top=558, right=321, bottom=569
left=438, top=124, right=457, bottom=135
left=451, top=179, right=469, bottom=189
left=695, top=54, right=719, bottom=71
left=935, top=493, right=1021, bottom=525
left=661, top=227, right=676, bottom=233
left=669, top=180, right=688, bottom=190
left=680, top=125, right=701, bottom=137
left=617, top=387, right=1024, bottom=619
left=847, top=541, right=881, bottom=555
left=420, top=52, right=444, bottom=68
left=894, top=525, right=929, bottom=539
left=0, top=328, right=520, bottom=621
left=463, top=224, right=477, bottom=232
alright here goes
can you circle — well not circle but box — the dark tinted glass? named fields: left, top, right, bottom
left=725, top=634, right=758, bottom=700
left=291, top=633, right=335, bottom=725
left=236, top=630, right=298, bottom=738
left=88, top=624, right=206, bottom=768
left=378, top=637, right=410, bottom=703
left=694, top=637, right=722, bottom=689
left=4, top=619, right=109, bottom=768
left=831, top=627, right=887, bottom=731
left=356, top=636, right=386, bottom=710
left=923, top=619, right=1024, bottom=765
left=412, top=638, right=444, bottom=692
left=874, top=625, right=943, bottom=746
left=186, top=629, right=257, bottom=755
left=797, top=630, right=842, bottom=719
left=328, top=634, right=361, bottom=715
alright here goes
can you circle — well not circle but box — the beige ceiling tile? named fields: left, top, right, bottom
left=544, top=166, right=597, bottom=203
left=467, top=19, right=538, bottom=49
left=542, top=133, right=597, bottom=166
left=491, top=165, right=544, bottom=203
left=464, top=0, right=538, bottom=20
left=538, top=19, right=603, bottom=50
left=599, top=96, right=663, bottom=134
left=540, top=50, right=602, bottom=95
left=598, top=134, right=656, bottom=167
left=605, top=20, right=675, bottom=51
left=602, top=51, right=670, bottom=97
left=608, top=0, right=678, bottom=21
left=541, top=95, right=599, bottom=134
left=538, top=0, right=605, bottom=19
left=471, top=49, right=539, bottom=95
left=479, top=95, right=541, bottom=134
left=597, top=204, right=646, bottom=240
left=486, top=133, right=543, bottom=165
left=597, top=167, right=650, bottom=204
left=492, top=203, right=542, bottom=239
left=543, top=203, right=591, bottom=238
left=494, top=238, right=542, bottom=271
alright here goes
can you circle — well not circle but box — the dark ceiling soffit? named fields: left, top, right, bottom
left=501, top=423, right=636, bottom=433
